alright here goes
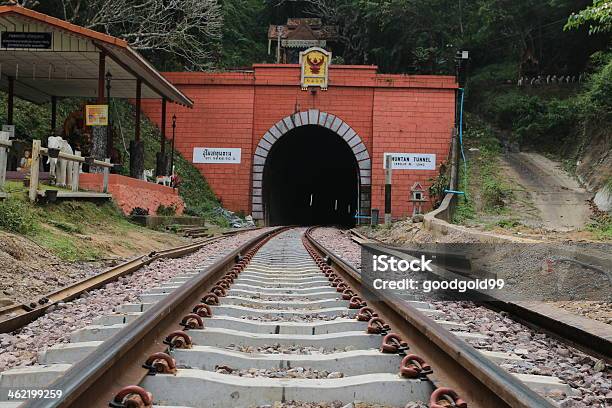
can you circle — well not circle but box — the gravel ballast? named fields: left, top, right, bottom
left=310, top=227, right=612, bottom=407
left=0, top=229, right=270, bottom=373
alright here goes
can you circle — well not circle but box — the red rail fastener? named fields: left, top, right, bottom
left=349, top=295, right=366, bottom=309
left=400, top=354, right=432, bottom=378
left=342, top=289, right=355, bottom=300
left=164, top=330, right=192, bottom=349
left=381, top=333, right=408, bottom=354
left=336, top=282, right=349, bottom=292
left=180, top=313, right=204, bottom=330
left=202, top=293, right=220, bottom=305
left=216, top=280, right=230, bottom=289
left=356, top=306, right=377, bottom=321
left=211, top=286, right=227, bottom=297
left=109, top=385, right=153, bottom=408
left=143, top=352, right=177, bottom=375
left=331, top=278, right=343, bottom=287
left=193, top=303, right=213, bottom=317
left=367, top=317, right=390, bottom=334
left=429, top=387, right=467, bottom=408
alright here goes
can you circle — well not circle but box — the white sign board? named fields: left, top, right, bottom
left=383, top=153, right=436, bottom=170
left=193, top=147, right=241, bottom=164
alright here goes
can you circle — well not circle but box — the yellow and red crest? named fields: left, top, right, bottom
left=299, top=47, right=331, bottom=90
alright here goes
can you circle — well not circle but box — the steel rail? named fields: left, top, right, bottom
left=21, top=226, right=286, bottom=408
left=0, top=228, right=258, bottom=334
left=357, top=237, right=612, bottom=364
left=305, top=227, right=554, bottom=408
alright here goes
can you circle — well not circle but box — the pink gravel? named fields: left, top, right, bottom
left=0, top=229, right=270, bottom=373
left=310, top=228, right=361, bottom=271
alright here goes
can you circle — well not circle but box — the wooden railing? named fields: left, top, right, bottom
left=1, top=136, right=116, bottom=201
left=28, top=140, right=113, bottom=201
left=29, top=140, right=113, bottom=202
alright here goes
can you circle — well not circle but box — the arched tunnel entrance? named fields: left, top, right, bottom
left=263, top=125, right=359, bottom=226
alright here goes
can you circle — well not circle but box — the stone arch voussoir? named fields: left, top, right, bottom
left=251, top=109, right=371, bottom=221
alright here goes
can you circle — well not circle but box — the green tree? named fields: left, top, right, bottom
left=565, top=0, right=612, bottom=34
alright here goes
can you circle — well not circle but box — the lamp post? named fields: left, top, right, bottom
left=169, top=114, right=176, bottom=176
left=105, top=71, right=112, bottom=158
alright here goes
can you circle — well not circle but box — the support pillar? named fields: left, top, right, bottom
left=156, top=98, right=167, bottom=176
left=50, top=96, right=57, bottom=135
left=91, top=52, right=107, bottom=170
left=7, top=76, right=14, bottom=125
left=135, top=79, right=142, bottom=142
left=130, top=78, right=144, bottom=179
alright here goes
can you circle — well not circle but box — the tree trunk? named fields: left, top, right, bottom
left=90, top=126, right=107, bottom=173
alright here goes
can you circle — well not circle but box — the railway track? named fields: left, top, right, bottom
left=311, top=227, right=611, bottom=407
left=0, top=230, right=257, bottom=334
left=0, top=227, right=557, bottom=408
left=343, top=228, right=611, bottom=363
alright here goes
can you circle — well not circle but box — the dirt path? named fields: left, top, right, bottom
left=501, top=152, right=591, bottom=231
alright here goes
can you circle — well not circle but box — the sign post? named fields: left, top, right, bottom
left=384, top=155, right=393, bottom=224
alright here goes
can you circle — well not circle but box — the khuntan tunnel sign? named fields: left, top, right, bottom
left=383, top=153, right=437, bottom=170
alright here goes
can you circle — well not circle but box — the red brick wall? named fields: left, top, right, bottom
left=141, top=65, right=456, bottom=219
left=79, top=174, right=185, bottom=215
left=371, top=87, right=456, bottom=218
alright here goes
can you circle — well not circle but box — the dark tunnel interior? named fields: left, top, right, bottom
left=263, top=125, right=359, bottom=226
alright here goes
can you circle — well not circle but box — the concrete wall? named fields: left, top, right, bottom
left=141, top=64, right=456, bottom=220
left=79, top=174, right=184, bottom=216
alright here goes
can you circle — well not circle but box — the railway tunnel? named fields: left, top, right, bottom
left=263, top=125, right=359, bottom=227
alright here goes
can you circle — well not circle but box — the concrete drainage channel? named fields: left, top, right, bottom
left=2, top=227, right=554, bottom=408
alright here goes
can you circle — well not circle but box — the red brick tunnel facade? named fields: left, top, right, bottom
left=141, top=64, right=457, bottom=225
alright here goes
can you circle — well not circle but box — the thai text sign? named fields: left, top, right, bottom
left=383, top=153, right=436, bottom=170
left=85, top=105, right=108, bottom=126
left=1, top=32, right=52, bottom=49
left=299, top=47, right=331, bottom=90
left=193, top=147, right=241, bottom=164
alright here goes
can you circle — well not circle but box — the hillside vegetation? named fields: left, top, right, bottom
left=0, top=182, right=186, bottom=261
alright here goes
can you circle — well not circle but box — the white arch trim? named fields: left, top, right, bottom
left=251, top=109, right=372, bottom=220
